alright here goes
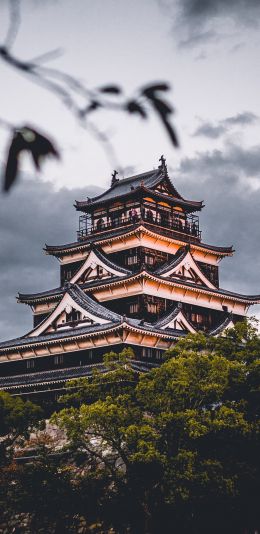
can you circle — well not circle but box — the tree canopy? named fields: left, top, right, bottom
left=0, top=322, right=259, bottom=532
left=51, top=321, right=260, bottom=533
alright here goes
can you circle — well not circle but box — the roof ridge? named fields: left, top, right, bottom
left=93, top=246, right=131, bottom=275
left=209, top=313, right=233, bottom=336
left=153, top=304, right=182, bottom=328
left=76, top=169, right=160, bottom=206
left=67, top=283, right=122, bottom=323
left=113, top=169, right=158, bottom=185
left=154, top=246, right=188, bottom=275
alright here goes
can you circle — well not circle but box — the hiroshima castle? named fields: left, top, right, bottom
left=1, top=156, right=260, bottom=400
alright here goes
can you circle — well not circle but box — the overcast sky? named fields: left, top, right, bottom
left=1, top=0, right=260, bottom=340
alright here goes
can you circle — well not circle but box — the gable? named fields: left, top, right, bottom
left=161, top=310, right=196, bottom=333
left=152, top=176, right=183, bottom=201
left=29, top=291, right=111, bottom=338
left=161, top=251, right=216, bottom=289
left=154, top=181, right=172, bottom=196
left=70, top=249, right=127, bottom=285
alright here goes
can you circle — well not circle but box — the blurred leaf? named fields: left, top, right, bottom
left=140, top=83, right=179, bottom=148
left=159, top=114, right=179, bottom=148
left=80, top=100, right=101, bottom=117
left=98, top=85, right=122, bottom=94
left=126, top=100, right=147, bottom=119
left=150, top=98, right=172, bottom=115
left=141, top=83, right=170, bottom=97
left=3, top=126, right=59, bottom=192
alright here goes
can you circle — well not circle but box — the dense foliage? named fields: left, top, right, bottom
left=0, top=322, right=260, bottom=533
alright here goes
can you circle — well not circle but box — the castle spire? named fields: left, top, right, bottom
left=111, top=169, right=119, bottom=186
left=158, top=154, right=167, bottom=174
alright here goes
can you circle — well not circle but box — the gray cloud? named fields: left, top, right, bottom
left=193, top=111, right=258, bottom=139
left=172, top=0, right=260, bottom=47
left=172, top=143, right=260, bottom=312
left=0, top=177, right=102, bottom=341
left=193, top=122, right=226, bottom=139
left=178, top=29, right=218, bottom=49
left=224, top=111, right=259, bottom=126
left=179, top=0, right=260, bottom=27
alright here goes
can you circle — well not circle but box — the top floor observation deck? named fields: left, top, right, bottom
left=75, top=160, right=203, bottom=244
left=77, top=208, right=201, bottom=243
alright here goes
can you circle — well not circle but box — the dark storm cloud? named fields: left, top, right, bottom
left=179, top=0, right=260, bottom=26
left=173, top=0, right=260, bottom=47
left=0, top=177, right=102, bottom=341
left=172, top=143, right=260, bottom=311
left=193, top=112, right=258, bottom=139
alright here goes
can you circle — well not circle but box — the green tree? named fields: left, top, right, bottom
left=53, top=324, right=260, bottom=533
left=0, top=390, right=43, bottom=463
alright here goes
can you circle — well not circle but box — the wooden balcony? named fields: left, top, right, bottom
left=77, top=214, right=201, bottom=242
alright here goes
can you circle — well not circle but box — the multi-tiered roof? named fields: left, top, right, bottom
left=1, top=157, right=259, bottom=399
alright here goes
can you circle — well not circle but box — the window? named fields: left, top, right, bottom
left=143, top=348, right=153, bottom=358
left=26, top=360, right=35, bottom=369
left=127, top=256, right=138, bottom=265
left=63, top=269, right=73, bottom=281
left=97, top=265, right=104, bottom=277
left=147, top=303, right=158, bottom=314
left=145, top=255, right=154, bottom=265
left=66, top=310, right=81, bottom=323
left=54, top=355, right=64, bottom=365
left=129, top=303, right=139, bottom=314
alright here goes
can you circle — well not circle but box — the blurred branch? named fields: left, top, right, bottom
left=0, top=0, right=179, bottom=191
left=4, top=0, right=21, bottom=49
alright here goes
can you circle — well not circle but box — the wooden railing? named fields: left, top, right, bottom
left=77, top=215, right=201, bottom=241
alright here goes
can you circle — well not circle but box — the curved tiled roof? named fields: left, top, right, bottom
left=19, top=248, right=131, bottom=303
left=0, top=322, right=122, bottom=351
left=18, top=267, right=260, bottom=307
left=44, top=224, right=234, bottom=257
left=18, top=286, right=62, bottom=303
left=74, top=168, right=203, bottom=212
left=82, top=271, right=260, bottom=304
left=0, top=359, right=160, bottom=391
left=66, top=284, right=122, bottom=323
left=209, top=314, right=234, bottom=336
left=0, top=318, right=185, bottom=353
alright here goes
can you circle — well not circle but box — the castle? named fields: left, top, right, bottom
left=1, top=157, right=259, bottom=401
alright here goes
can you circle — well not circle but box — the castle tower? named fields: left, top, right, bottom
left=1, top=158, right=259, bottom=399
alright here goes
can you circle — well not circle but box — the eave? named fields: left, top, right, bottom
left=85, top=271, right=260, bottom=306
left=44, top=224, right=234, bottom=259
left=0, top=320, right=183, bottom=356
left=75, top=185, right=203, bottom=213
left=18, top=266, right=258, bottom=309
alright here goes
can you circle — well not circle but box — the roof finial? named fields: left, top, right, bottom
left=159, top=155, right=167, bottom=173
left=111, top=170, right=119, bottom=186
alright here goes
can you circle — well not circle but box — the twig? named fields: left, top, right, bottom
left=4, top=0, right=21, bottom=49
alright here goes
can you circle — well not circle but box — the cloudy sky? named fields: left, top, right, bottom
left=0, top=0, right=260, bottom=340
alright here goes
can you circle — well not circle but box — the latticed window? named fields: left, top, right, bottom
left=130, top=303, right=139, bottom=314
left=145, top=255, right=154, bottom=265
left=54, top=355, right=64, bottom=365
left=66, top=309, right=81, bottom=322
left=147, top=303, right=158, bottom=314
left=26, top=360, right=35, bottom=369
left=127, top=256, right=138, bottom=265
